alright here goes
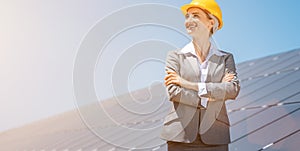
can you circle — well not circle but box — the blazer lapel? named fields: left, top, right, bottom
left=206, top=54, right=221, bottom=82
left=186, top=54, right=200, bottom=79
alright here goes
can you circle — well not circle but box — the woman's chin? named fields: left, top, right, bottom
left=186, top=30, right=194, bottom=35
left=187, top=31, right=197, bottom=37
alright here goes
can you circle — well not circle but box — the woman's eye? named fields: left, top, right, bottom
left=194, top=15, right=200, bottom=18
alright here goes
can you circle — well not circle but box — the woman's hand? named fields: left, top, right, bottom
left=164, top=71, right=184, bottom=86
left=164, top=70, right=198, bottom=91
left=222, top=73, right=235, bottom=82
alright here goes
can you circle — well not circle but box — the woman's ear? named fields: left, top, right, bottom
left=209, top=18, right=215, bottom=29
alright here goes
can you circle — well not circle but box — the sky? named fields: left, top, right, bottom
left=0, top=0, right=300, bottom=132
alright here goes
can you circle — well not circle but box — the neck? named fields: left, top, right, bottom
left=192, top=37, right=211, bottom=62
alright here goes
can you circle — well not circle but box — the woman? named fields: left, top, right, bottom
left=160, top=0, right=240, bottom=150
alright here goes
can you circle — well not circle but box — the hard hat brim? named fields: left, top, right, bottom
left=180, top=4, right=223, bottom=29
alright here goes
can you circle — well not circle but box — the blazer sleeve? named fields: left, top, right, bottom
left=165, top=51, right=200, bottom=107
left=204, top=53, right=240, bottom=100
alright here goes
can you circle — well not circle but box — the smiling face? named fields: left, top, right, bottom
left=185, top=7, right=215, bottom=38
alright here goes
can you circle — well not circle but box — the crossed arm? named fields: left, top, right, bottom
left=164, top=51, right=240, bottom=107
left=165, top=70, right=234, bottom=91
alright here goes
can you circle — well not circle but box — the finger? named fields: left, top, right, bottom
left=166, top=78, right=179, bottom=86
left=165, top=70, right=173, bottom=73
left=165, top=77, right=173, bottom=85
left=165, top=72, right=177, bottom=78
left=166, top=77, right=178, bottom=84
left=165, top=71, right=176, bottom=76
left=225, top=78, right=232, bottom=82
left=165, top=78, right=175, bottom=85
left=166, top=70, right=175, bottom=73
left=166, top=80, right=174, bottom=86
left=165, top=80, right=172, bottom=86
left=165, top=74, right=176, bottom=81
left=225, top=73, right=234, bottom=76
left=224, top=77, right=234, bottom=82
left=225, top=74, right=235, bottom=77
left=224, top=75, right=234, bottom=79
left=166, top=71, right=177, bottom=75
left=164, top=75, right=171, bottom=81
left=222, top=77, right=230, bottom=81
left=225, top=76, right=234, bottom=80
left=227, top=75, right=234, bottom=79
left=226, top=76, right=234, bottom=80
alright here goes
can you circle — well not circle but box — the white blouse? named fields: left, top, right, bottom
left=179, top=41, right=226, bottom=108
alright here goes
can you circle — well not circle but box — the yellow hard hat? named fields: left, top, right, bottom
left=181, top=0, right=223, bottom=29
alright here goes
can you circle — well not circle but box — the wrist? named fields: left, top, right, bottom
left=184, top=80, right=198, bottom=91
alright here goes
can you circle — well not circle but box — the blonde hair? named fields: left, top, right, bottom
left=200, top=8, right=219, bottom=36
left=208, top=13, right=219, bottom=35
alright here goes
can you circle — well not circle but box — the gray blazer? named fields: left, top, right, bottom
left=160, top=49, right=240, bottom=145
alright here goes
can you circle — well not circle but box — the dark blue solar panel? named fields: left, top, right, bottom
left=267, top=131, right=299, bottom=151
left=1, top=49, right=300, bottom=151
left=237, top=50, right=299, bottom=79
left=228, top=69, right=300, bottom=110
left=230, top=104, right=299, bottom=141
left=230, top=106, right=300, bottom=151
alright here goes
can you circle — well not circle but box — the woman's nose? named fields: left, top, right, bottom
left=185, top=18, right=194, bottom=27
left=185, top=15, right=193, bottom=22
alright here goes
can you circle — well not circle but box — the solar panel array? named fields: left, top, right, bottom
left=0, top=49, right=299, bottom=151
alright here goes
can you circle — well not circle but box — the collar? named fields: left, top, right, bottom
left=178, top=41, right=226, bottom=58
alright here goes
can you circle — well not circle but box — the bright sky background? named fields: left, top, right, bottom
left=1, top=0, right=300, bottom=132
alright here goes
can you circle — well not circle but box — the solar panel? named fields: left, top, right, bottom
left=0, top=49, right=299, bottom=151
